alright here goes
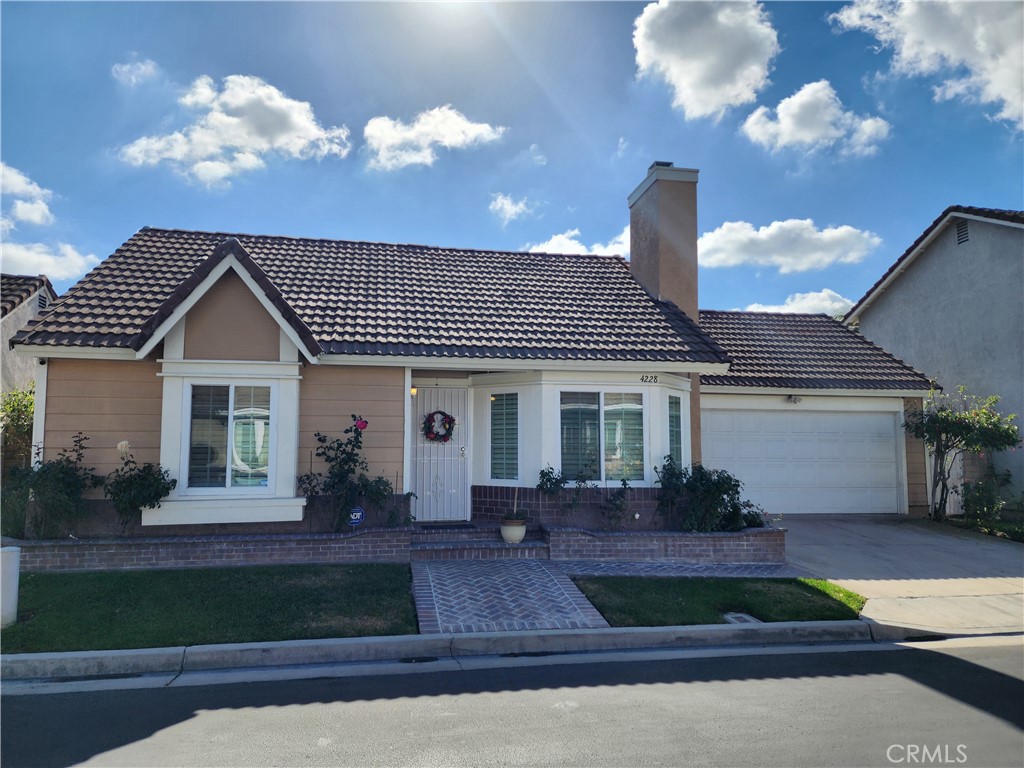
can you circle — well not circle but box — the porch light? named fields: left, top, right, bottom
left=410, top=386, right=418, bottom=397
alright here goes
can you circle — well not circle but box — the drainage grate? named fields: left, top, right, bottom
left=722, top=612, right=762, bottom=624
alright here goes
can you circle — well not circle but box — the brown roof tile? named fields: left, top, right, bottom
left=699, top=310, right=932, bottom=391
left=12, top=227, right=729, bottom=365
left=1, top=274, right=56, bottom=318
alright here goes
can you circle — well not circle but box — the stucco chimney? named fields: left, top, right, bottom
left=628, top=161, right=699, bottom=318
left=628, top=161, right=703, bottom=464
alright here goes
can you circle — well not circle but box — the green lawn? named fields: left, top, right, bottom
left=1, top=564, right=417, bottom=653
left=574, top=577, right=866, bottom=627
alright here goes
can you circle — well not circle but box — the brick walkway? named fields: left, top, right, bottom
left=411, top=559, right=809, bottom=634
left=411, top=560, right=609, bottom=634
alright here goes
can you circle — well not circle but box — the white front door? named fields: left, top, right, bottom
left=411, top=387, right=471, bottom=521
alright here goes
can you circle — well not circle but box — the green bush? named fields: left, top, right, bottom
left=598, top=479, right=631, bottom=531
left=1, top=385, right=34, bottom=470
left=655, top=458, right=765, bottom=532
left=959, top=468, right=1011, bottom=523
left=104, top=449, right=177, bottom=533
left=6, top=433, right=103, bottom=539
left=297, top=416, right=413, bottom=531
left=536, top=462, right=596, bottom=520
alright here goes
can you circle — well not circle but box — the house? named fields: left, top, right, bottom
left=845, top=206, right=1024, bottom=497
left=1, top=274, right=56, bottom=393
left=10, top=162, right=932, bottom=531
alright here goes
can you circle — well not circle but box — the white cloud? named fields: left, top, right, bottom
left=522, top=143, right=547, bottom=166
left=744, top=288, right=855, bottom=315
left=527, top=225, right=630, bottom=258
left=0, top=242, right=99, bottom=280
left=119, top=74, right=351, bottom=187
left=11, top=199, right=55, bottom=226
left=1, top=163, right=52, bottom=203
left=489, top=193, right=534, bottom=226
left=742, top=80, right=891, bottom=156
left=832, top=0, right=1023, bottom=129
left=698, top=219, right=881, bottom=274
left=364, top=105, right=505, bottom=171
left=616, top=136, right=629, bottom=159
left=0, top=217, right=13, bottom=235
left=111, top=59, right=160, bottom=87
left=634, top=0, right=779, bottom=121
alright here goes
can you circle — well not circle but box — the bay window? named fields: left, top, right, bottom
left=560, top=391, right=644, bottom=482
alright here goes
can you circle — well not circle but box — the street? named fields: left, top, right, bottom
left=3, top=639, right=1022, bottom=768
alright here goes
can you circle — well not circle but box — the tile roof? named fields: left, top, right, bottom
left=11, top=227, right=730, bottom=365
left=1, top=274, right=55, bottom=318
left=845, top=205, right=1024, bottom=321
left=698, top=310, right=932, bottom=391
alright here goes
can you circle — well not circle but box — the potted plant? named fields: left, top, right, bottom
left=500, top=487, right=527, bottom=544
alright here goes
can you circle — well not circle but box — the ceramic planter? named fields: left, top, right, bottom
left=500, top=518, right=527, bottom=544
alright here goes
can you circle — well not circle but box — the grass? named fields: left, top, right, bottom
left=1, top=564, right=417, bottom=654
left=574, top=577, right=867, bottom=627
left=947, top=514, right=1024, bottom=543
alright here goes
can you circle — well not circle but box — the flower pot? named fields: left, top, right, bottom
left=500, top=518, right=527, bottom=544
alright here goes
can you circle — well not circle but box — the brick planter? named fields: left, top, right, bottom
left=10, top=528, right=413, bottom=573
left=546, top=526, right=785, bottom=564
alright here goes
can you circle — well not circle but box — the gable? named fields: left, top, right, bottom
left=183, top=270, right=282, bottom=361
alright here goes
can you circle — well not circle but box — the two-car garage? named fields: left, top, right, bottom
left=701, top=394, right=908, bottom=515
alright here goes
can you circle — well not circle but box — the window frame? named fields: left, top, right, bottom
left=179, top=379, right=279, bottom=497
left=558, top=388, right=649, bottom=483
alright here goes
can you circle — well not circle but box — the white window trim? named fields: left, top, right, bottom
left=151, top=360, right=303, bottom=525
left=178, top=380, right=279, bottom=497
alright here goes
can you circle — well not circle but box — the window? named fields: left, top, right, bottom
left=604, top=393, right=644, bottom=481
left=490, top=393, right=518, bottom=480
left=668, top=395, right=683, bottom=466
left=560, top=391, right=644, bottom=482
left=560, top=392, right=600, bottom=480
left=188, top=384, right=272, bottom=490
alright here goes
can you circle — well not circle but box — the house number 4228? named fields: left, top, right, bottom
left=640, top=374, right=659, bottom=383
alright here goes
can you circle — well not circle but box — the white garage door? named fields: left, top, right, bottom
left=701, top=409, right=903, bottom=514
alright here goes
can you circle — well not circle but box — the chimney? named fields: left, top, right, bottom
left=628, top=161, right=699, bottom=319
left=628, top=161, right=703, bottom=464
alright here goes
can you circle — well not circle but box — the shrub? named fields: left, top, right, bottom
left=536, top=462, right=596, bottom=520
left=6, top=433, right=103, bottom=539
left=959, top=468, right=1011, bottom=523
left=104, top=444, right=177, bottom=533
left=598, top=478, right=632, bottom=531
left=904, top=387, right=1020, bottom=521
left=297, top=416, right=413, bottom=531
left=1, top=385, right=34, bottom=471
left=655, top=459, right=764, bottom=532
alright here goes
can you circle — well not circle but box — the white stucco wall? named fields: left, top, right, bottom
left=1, top=296, right=43, bottom=393
left=855, top=217, right=1024, bottom=494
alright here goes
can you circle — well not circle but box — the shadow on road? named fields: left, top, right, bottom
left=2, top=644, right=1022, bottom=767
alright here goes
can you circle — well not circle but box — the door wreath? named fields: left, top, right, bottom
left=423, top=410, right=456, bottom=443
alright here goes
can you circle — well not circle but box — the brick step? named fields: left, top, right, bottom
left=410, top=538, right=550, bottom=560
left=411, top=524, right=541, bottom=544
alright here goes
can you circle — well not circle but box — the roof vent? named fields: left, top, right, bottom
left=37, top=293, right=49, bottom=310
left=956, top=219, right=969, bottom=245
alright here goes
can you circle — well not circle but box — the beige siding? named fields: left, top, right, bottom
left=44, top=359, right=163, bottom=493
left=299, top=366, right=405, bottom=491
left=903, top=397, right=929, bottom=517
left=183, top=271, right=280, bottom=361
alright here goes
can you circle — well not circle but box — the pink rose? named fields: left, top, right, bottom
left=355, top=419, right=368, bottom=431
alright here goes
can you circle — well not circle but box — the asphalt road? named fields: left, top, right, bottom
left=3, top=640, right=1022, bottom=768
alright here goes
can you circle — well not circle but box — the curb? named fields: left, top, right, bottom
left=2, top=620, right=871, bottom=682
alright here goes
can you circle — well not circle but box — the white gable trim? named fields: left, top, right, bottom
left=846, top=212, right=1024, bottom=324
left=134, top=255, right=319, bottom=364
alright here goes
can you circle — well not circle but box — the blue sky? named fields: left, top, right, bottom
left=2, top=1, right=1021, bottom=314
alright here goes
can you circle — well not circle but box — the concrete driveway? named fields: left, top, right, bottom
left=784, top=515, right=1024, bottom=636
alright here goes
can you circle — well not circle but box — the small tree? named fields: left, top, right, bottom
left=1, top=385, right=35, bottom=471
left=903, top=388, right=1020, bottom=521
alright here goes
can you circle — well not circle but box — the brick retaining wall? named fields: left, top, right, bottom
left=547, top=526, right=785, bottom=564
left=12, top=528, right=413, bottom=573
left=472, top=485, right=662, bottom=529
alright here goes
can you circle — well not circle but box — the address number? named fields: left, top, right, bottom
left=640, top=375, right=659, bottom=383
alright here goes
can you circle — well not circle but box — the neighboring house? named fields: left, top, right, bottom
left=845, top=206, right=1024, bottom=497
left=1, top=274, right=56, bottom=392
left=10, top=163, right=931, bottom=530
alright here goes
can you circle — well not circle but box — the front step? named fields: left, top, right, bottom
left=410, top=540, right=550, bottom=560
